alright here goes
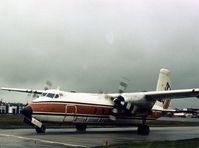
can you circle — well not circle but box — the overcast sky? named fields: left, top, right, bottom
left=0, top=0, right=199, bottom=108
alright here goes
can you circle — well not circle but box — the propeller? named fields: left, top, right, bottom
left=44, top=80, right=53, bottom=90
left=109, top=78, right=129, bottom=120
left=27, top=92, right=39, bottom=98
left=27, top=80, right=53, bottom=99
left=118, top=77, right=129, bottom=93
left=109, top=78, right=139, bottom=120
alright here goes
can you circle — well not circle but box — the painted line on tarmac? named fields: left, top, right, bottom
left=0, top=133, right=87, bottom=148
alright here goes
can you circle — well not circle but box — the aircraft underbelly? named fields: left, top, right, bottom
left=32, top=114, right=149, bottom=125
left=30, top=102, right=158, bottom=125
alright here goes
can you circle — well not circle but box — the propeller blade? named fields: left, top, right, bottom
left=109, top=115, right=116, bottom=121
left=118, top=77, right=129, bottom=93
left=126, top=102, right=131, bottom=110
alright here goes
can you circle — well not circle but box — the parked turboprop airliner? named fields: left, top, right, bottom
left=1, top=69, right=199, bottom=135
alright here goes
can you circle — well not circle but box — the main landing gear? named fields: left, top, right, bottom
left=137, top=116, right=150, bottom=135
left=75, top=124, right=87, bottom=132
left=137, top=124, right=150, bottom=135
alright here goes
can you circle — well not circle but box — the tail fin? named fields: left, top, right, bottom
left=156, top=69, right=171, bottom=91
left=154, top=68, right=171, bottom=109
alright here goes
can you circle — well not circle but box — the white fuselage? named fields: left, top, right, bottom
left=29, top=91, right=160, bottom=126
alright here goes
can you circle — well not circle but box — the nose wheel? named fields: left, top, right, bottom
left=23, top=116, right=46, bottom=134
left=21, top=106, right=46, bottom=134
left=35, top=125, right=46, bottom=134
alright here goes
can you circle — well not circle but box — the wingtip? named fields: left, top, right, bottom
left=1, top=87, right=7, bottom=90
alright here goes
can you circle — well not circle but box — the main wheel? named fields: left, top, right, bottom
left=75, top=124, right=87, bottom=132
left=35, top=125, right=46, bottom=134
left=137, top=124, right=150, bottom=135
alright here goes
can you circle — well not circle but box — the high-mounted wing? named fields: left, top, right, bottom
left=145, top=88, right=199, bottom=101
left=108, top=88, right=199, bottom=120
left=1, top=87, right=44, bottom=94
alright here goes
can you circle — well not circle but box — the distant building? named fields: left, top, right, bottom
left=173, top=112, right=192, bottom=118
left=0, top=100, right=25, bottom=114
left=172, top=108, right=199, bottom=118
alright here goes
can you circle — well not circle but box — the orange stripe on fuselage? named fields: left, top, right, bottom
left=30, top=102, right=113, bottom=116
left=30, top=102, right=162, bottom=120
left=31, top=103, right=65, bottom=113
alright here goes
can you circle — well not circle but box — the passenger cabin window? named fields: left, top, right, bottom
left=102, top=108, right=105, bottom=114
left=94, top=108, right=97, bottom=114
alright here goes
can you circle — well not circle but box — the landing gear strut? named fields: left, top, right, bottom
left=24, top=117, right=46, bottom=134
left=137, top=124, right=150, bottom=135
left=75, top=124, right=87, bottom=132
left=21, top=106, right=46, bottom=134
left=137, top=116, right=150, bottom=135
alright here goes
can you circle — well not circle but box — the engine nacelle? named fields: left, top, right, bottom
left=120, top=93, right=154, bottom=114
left=113, top=95, right=125, bottom=108
left=109, top=93, right=153, bottom=120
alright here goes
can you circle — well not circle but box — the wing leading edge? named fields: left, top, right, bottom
left=1, top=87, right=44, bottom=94
left=145, top=88, right=199, bottom=101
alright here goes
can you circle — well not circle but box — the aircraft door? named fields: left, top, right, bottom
left=65, top=105, right=77, bottom=114
left=64, top=105, right=77, bottom=122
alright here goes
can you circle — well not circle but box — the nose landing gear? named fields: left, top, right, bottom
left=21, top=106, right=46, bottom=134
left=35, top=125, right=46, bottom=134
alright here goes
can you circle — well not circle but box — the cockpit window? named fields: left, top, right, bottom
left=45, top=93, right=59, bottom=98
left=55, top=94, right=59, bottom=98
left=46, top=93, right=55, bottom=98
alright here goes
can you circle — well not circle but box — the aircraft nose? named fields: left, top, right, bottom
left=21, top=106, right=32, bottom=118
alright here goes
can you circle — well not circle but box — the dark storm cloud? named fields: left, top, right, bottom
left=0, top=0, right=199, bottom=108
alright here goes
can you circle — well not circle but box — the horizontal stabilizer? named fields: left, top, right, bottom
left=152, top=105, right=175, bottom=112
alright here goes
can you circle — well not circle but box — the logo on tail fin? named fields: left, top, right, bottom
left=165, top=82, right=171, bottom=91
left=163, top=82, right=171, bottom=109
